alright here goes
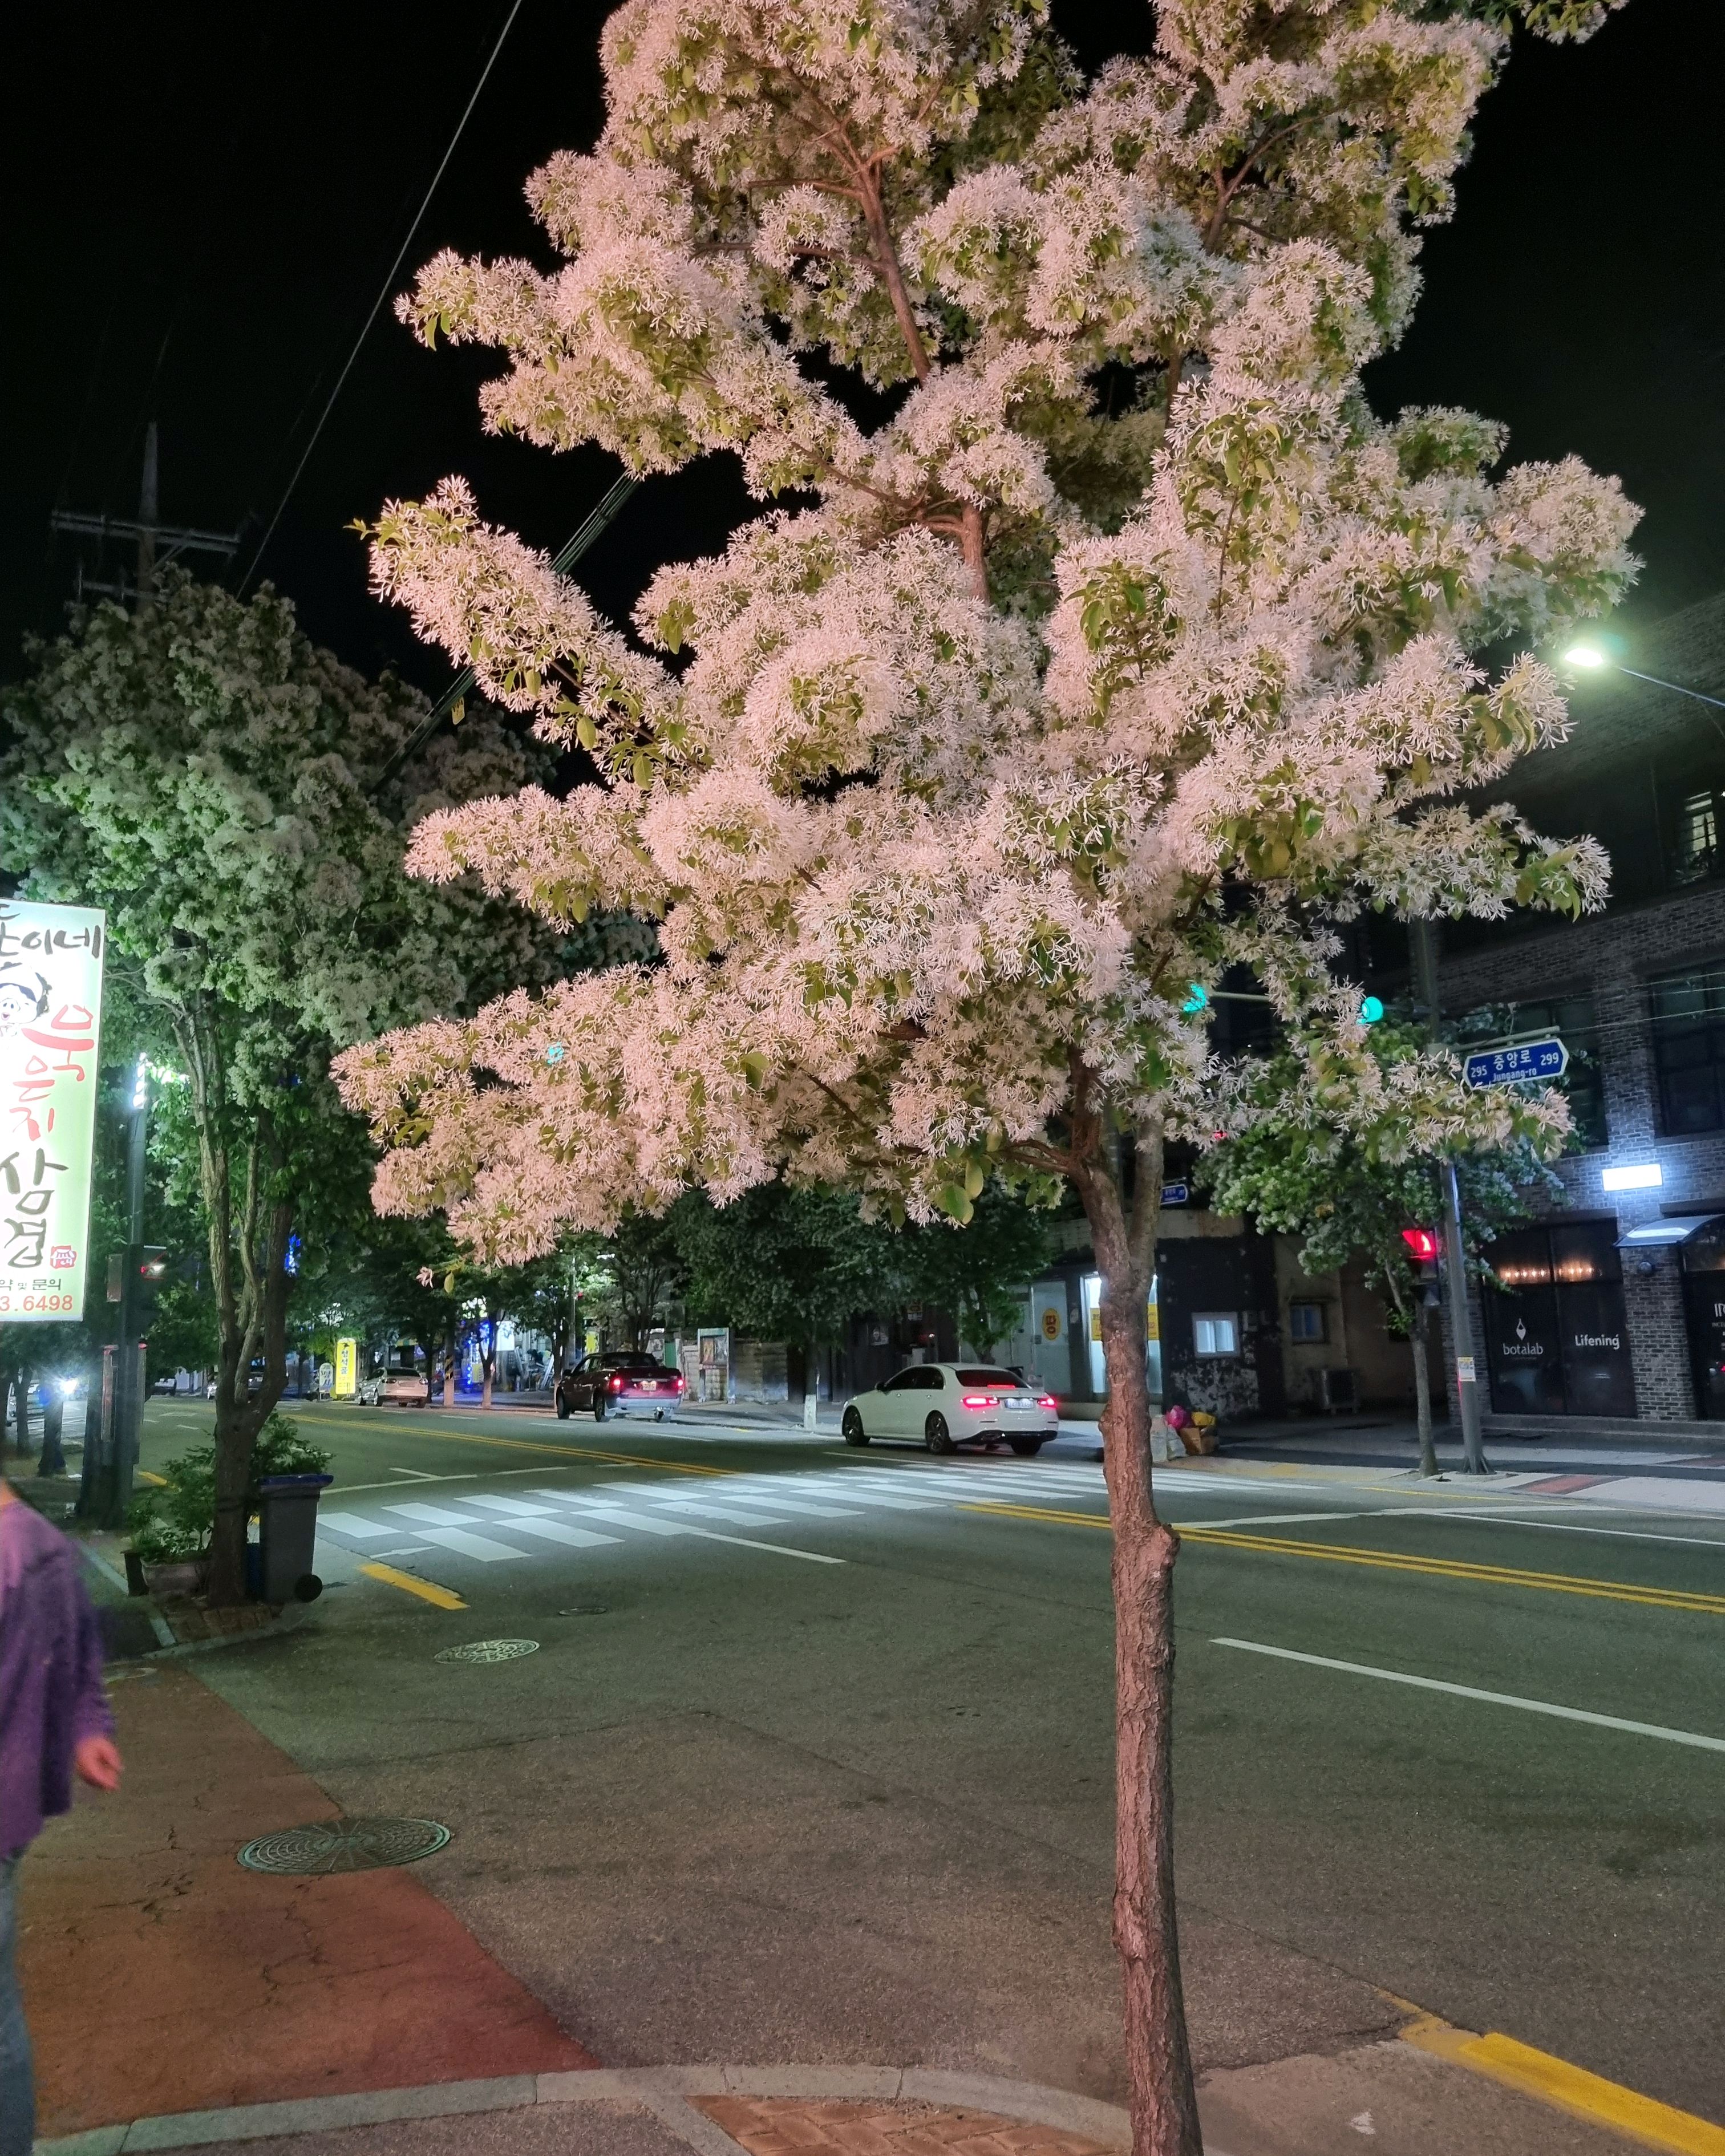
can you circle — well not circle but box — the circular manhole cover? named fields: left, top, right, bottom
left=237, top=1817, right=451, bottom=1875
left=434, top=1638, right=540, bottom=1665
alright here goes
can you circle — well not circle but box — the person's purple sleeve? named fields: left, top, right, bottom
left=69, top=1570, right=116, bottom=1746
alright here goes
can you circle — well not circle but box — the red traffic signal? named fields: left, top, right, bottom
left=1400, top=1227, right=1439, bottom=1263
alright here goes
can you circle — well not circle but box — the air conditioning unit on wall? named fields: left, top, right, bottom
left=1311, top=1367, right=1358, bottom=1413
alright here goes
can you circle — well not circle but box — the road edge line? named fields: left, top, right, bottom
left=1399, top=2012, right=1725, bottom=2154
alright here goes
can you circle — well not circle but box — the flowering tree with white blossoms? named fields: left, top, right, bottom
left=337, top=0, right=1636, bottom=2143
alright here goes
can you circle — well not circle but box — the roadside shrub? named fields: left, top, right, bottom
left=127, top=1413, right=331, bottom=1564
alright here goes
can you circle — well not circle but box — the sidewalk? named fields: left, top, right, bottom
left=19, top=1655, right=1695, bottom=2156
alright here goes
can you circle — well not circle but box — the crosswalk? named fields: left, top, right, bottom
left=318, top=1459, right=1123, bottom=1571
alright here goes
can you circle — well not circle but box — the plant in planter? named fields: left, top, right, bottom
left=128, top=1413, right=331, bottom=1593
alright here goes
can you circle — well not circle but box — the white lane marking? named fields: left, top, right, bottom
left=317, top=1512, right=402, bottom=1540
left=499, top=1518, right=623, bottom=1550
left=1212, top=1638, right=1725, bottom=1754
left=657, top=1493, right=862, bottom=1522
left=464, top=1495, right=557, bottom=1517
left=1391, top=1510, right=1725, bottom=1552
left=364, top=1545, right=428, bottom=1558
left=412, top=1526, right=532, bottom=1563
left=1176, top=1511, right=1368, bottom=1529
left=333, top=1474, right=480, bottom=1493
left=682, top=1529, right=844, bottom=1565
left=385, top=1502, right=484, bottom=1526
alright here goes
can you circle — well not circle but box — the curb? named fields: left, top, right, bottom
left=33, top=2063, right=1150, bottom=2155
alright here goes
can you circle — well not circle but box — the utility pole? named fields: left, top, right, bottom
left=1410, top=921, right=1491, bottom=1475
left=100, top=1059, right=151, bottom=1529
left=50, top=424, right=240, bottom=607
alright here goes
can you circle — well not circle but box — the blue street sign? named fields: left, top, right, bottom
left=1462, top=1038, right=1568, bottom=1088
left=1161, top=1181, right=1190, bottom=1206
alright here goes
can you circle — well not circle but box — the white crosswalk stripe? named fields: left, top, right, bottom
left=316, top=1458, right=1119, bottom=1574
left=413, top=1526, right=532, bottom=1562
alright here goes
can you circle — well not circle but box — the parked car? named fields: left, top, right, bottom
left=556, top=1351, right=685, bottom=1421
left=841, top=1363, right=1059, bottom=1455
left=361, top=1345, right=431, bottom=1407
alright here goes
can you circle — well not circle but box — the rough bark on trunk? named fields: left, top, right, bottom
left=37, top=1388, right=66, bottom=1477
left=1074, top=1133, right=1203, bottom=2156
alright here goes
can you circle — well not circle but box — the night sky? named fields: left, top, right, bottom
left=5, top=0, right=1720, bottom=702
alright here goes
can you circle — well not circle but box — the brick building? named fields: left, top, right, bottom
left=1394, top=590, right=1725, bottom=1429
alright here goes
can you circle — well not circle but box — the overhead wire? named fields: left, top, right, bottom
left=238, top=0, right=528, bottom=595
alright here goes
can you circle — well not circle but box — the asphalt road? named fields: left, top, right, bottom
left=137, top=1397, right=1725, bottom=2124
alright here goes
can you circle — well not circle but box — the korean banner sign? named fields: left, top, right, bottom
left=0, top=900, right=106, bottom=1322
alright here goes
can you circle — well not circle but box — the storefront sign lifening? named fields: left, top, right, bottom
left=0, top=899, right=106, bottom=1323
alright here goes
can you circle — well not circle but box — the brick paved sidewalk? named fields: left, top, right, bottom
left=698, top=2094, right=1114, bottom=2155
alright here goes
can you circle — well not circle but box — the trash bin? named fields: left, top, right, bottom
left=254, top=1472, right=333, bottom=1604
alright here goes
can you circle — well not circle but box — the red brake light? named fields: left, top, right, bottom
left=1400, top=1227, right=1439, bottom=1261
left=609, top=1372, right=624, bottom=1390
left=1038, top=1395, right=1058, bottom=1411
left=961, top=1395, right=991, bottom=1409
left=673, top=1373, right=685, bottom=1390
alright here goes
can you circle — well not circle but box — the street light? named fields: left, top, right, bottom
left=1561, top=642, right=1725, bottom=712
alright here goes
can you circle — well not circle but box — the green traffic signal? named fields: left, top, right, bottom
left=1359, top=995, right=1385, bottom=1024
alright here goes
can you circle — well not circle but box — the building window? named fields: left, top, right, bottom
left=1287, top=1301, right=1327, bottom=1343
left=1193, top=1312, right=1240, bottom=1357
left=1673, top=788, right=1723, bottom=885
left=1453, top=993, right=1608, bottom=1150
left=1651, top=964, right=1725, bottom=1134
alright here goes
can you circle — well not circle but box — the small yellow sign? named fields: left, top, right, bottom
left=1040, top=1307, right=1061, bottom=1342
left=334, top=1338, right=358, bottom=1397
left=1089, top=1307, right=1102, bottom=1342
left=1146, top=1303, right=1160, bottom=1343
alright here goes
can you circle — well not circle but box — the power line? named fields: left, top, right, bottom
left=376, top=469, right=639, bottom=788
left=238, top=0, right=528, bottom=595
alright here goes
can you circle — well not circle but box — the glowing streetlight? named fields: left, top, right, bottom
left=1560, top=642, right=1725, bottom=711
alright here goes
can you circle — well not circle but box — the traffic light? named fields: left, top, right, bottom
left=1400, top=1226, right=1440, bottom=1304
left=131, top=1246, right=169, bottom=1328
left=1359, top=995, right=1385, bottom=1024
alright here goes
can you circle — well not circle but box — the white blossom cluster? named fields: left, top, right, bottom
left=341, top=0, right=1635, bottom=1257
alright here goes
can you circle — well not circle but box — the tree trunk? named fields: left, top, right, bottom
left=481, top=1307, right=496, bottom=1410
left=443, top=1333, right=456, bottom=1407
left=1075, top=1157, right=1203, bottom=2156
left=13, top=1365, right=31, bottom=1455
left=37, top=1386, right=66, bottom=1477
left=1410, top=1300, right=1439, bottom=1477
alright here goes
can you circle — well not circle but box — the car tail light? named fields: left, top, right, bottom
left=1038, top=1395, right=1057, bottom=1411
left=961, top=1395, right=991, bottom=1409
left=673, top=1374, right=685, bottom=1391
left=609, top=1373, right=624, bottom=1391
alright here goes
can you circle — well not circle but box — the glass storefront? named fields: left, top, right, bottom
left=1481, top=1220, right=1636, bottom=1417
left=1679, top=1222, right=1725, bottom=1419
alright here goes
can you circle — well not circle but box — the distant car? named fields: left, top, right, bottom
left=556, top=1352, right=685, bottom=1422
left=361, top=1348, right=431, bottom=1407
left=841, top=1363, right=1059, bottom=1455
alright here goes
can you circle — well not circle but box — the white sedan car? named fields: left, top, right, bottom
left=840, top=1363, right=1059, bottom=1456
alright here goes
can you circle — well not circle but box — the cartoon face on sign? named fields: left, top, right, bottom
left=0, top=974, right=49, bottom=1039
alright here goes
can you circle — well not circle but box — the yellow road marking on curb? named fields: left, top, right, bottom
left=959, top=1504, right=1725, bottom=1615
left=1400, top=2011, right=1725, bottom=2154
left=358, top=1562, right=467, bottom=1610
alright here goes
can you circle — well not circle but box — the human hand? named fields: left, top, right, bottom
left=74, top=1735, right=123, bottom=1792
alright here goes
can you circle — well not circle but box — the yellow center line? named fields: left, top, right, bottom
left=959, top=1503, right=1725, bottom=1616
left=290, top=1407, right=730, bottom=1478
left=358, top=1562, right=467, bottom=1610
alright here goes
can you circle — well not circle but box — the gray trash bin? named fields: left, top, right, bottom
left=256, top=1472, right=333, bottom=1603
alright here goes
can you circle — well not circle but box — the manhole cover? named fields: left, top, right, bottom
left=237, top=1817, right=451, bottom=1875
left=434, top=1637, right=540, bottom=1665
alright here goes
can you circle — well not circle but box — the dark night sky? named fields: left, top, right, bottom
left=5, top=0, right=1721, bottom=702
